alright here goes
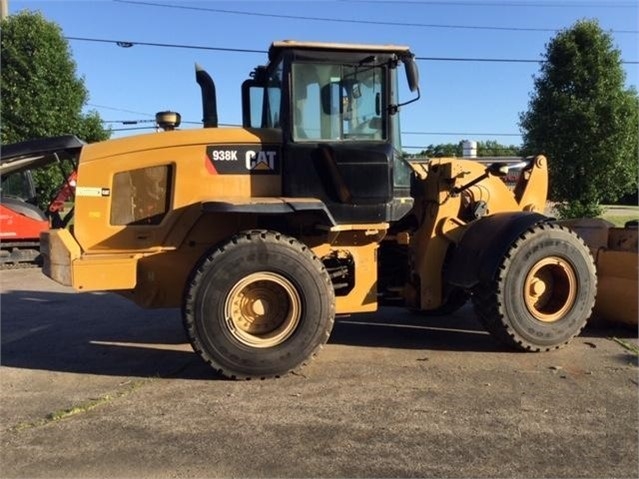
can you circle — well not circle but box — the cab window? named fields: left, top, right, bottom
left=1, top=171, right=33, bottom=200
left=292, top=63, right=385, bottom=142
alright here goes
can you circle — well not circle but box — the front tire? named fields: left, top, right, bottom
left=472, top=223, right=596, bottom=351
left=183, top=230, right=335, bottom=379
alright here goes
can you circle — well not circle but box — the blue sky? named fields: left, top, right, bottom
left=10, top=0, right=639, bottom=151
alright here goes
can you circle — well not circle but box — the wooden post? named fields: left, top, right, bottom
left=0, top=0, right=8, bottom=20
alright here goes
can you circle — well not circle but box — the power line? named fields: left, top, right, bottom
left=66, top=36, right=265, bottom=54
left=103, top=119, right=156, bottom=124
left=403, top=131, right=521, bottom=136
left=339, top=0, right=637, bottom=8
left=66, top=36, right=639, bottom=64
left=106, top=120, right=243, bottom=128
left=102, top=118, right=202, bottom=125
left=100, top=115, right=523, bottom=137
left=110, top=126, right=156, bottom=132
left=417, top=56, right=542, bottom=63
left=87, top=103, right=156, bottom=117
left=403, top=146, right=523, bottom=150
left=105, top=122, right=522, bottom=137
left=114, top=0, right=639, bottom=34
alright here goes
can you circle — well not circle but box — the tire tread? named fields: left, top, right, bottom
left=472, top=223, right=596, bottom=352
left=182, top=230, right=335, bottom=380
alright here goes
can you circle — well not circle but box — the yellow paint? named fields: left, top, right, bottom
left=74, top=128, right=281, bottom=252
left=556, top=220, right=638, bottom=327
left=73, top=254, right=141, bottom=291
left=41, top=229, right=81, bottom=286
left=409, top=156, right=549, bottom=310
left=309, top=226, right=387, bottom=314
left=595, top=249, right=638, bottom=327
left=43, top=119, right=549, bottom=315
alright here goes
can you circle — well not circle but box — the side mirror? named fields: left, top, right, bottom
left=404, top=56, right=420, bottom=93
left=390, top=55, right=421, bottom=113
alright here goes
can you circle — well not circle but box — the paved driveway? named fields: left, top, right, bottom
left=2, top=268, right=637, bottom=478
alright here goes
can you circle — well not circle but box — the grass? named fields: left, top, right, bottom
left=599, top=214, right=638, bottom=227
left=8, top=378, right=153, bottom=433
left=599, top=204, right=638, bottom=227
left=611, top=337, right=639, bottom=357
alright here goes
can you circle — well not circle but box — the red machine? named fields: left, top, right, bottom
left=1, top=136, right=82, bottom=267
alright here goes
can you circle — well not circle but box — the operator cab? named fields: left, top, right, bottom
left=242, top=40, right=420, bottom=224
left=0, top=169, right=45, bottom=221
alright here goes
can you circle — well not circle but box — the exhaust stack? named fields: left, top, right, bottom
left=195, top=63, right=218, bottom=128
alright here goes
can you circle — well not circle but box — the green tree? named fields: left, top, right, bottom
left=519, top=19, right=638, bottom=218
left=476, top=140, right=521, bottom=157
left=1, top=10, right=110, bottom=207
left=415, top=141, right=520, bottom=158
left=417, top=143, right=462, bottom=157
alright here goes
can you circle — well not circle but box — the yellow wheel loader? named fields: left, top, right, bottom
left=12, top=41, right=598, bottom=379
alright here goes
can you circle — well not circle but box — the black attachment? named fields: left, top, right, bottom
left=195, top=64, right=218, bottom=128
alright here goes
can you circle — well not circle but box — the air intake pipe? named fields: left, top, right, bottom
left=195, top=63, right=218, bottom=128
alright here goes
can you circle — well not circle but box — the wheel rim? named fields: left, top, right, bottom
left=523, top=256, right=577, bottom=323
left=224, top=272, right=301, bottom=348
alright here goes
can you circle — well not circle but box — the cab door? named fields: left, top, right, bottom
left=282, top=61, right=402, bottom=224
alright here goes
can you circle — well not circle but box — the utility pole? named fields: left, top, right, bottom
left=0, top=0, right=8, bottom=20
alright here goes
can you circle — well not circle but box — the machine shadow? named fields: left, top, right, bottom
left=2, top=289, right=634, bottom=379
left=1, top=288, right=218, bottom=380
left=329, top=306, right=504, bottom=352
left=330, top=306, right=638, bottom=352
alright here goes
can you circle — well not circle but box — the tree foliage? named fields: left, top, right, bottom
left=520, top=19, right=638, bottom=218
left=477, top=140, right=521, bottom=157
left=413, top=140, right=520, bottom=158
left=417, top=142, right=462, bottom=157
left=1, top=10, right=110, bottom=207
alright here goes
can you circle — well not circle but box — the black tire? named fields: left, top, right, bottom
left=183, top=230, right=335, bottom=379
left=472, top=223, right=596, bottom=351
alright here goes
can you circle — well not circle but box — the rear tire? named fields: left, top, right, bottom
left=472, top=223, right=596, bottom=351
left=183, top=230, right=335, bottom=379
